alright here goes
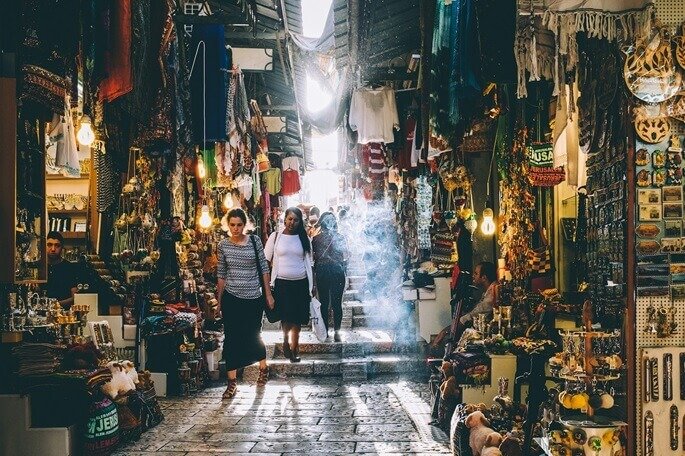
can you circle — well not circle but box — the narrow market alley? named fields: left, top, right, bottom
left=114, top=377, right=450, bottom=455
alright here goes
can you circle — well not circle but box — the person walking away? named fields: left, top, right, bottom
left=312, top=212, right=349, bottom=342
left=216, top=208, right=274, bottom=399
left=265, top=207, right=314, bottom=363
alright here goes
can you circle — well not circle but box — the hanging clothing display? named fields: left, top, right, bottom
left=262, top=167, right=282, bottom=196
left=348, top=86, right=400, bottom=144
left=48, top=100, right=80, bottom=178
left=100, top=0, right=133, bottom=102
left=281, top=169, right=301, bottom=196
left=398, top=116, right=417, bottom=171
left=363, top=143, right=387, bottom=181
left=189, top=23, right=228, bottom=143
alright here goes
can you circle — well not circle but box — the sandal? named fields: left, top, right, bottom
left=257, top=366, right=269, bottom=387
left=222, top=379, right=238, bottom=399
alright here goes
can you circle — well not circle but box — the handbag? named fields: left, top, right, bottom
left=526, top=222, right=552, bottom=274
left=250, top=235, right=280, bottom=323
left=310, top=297, right=327, bottom=342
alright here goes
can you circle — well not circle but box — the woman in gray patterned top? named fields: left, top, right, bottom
left=217, top=208, right=275, bottom=399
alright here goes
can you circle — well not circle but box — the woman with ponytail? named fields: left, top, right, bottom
left=264, top=207, right=313, bottom=363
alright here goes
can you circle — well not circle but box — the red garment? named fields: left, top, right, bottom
left=281, top=169, right=301, bottom=196
left=398, top=116, right=416, bottom=171
left=100, top=0, right=133, bottom=102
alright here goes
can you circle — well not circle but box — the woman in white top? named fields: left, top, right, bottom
left=264, top=207, right=314, bottom=363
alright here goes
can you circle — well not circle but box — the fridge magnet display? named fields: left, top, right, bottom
left=639, top=204, right=662, bottom=221
left=665, top=220, right=683, bottom=237
left=666, top=167, right=682, bottom=185
left=668, top=134, right=682, bottom=152
left=636, top=147, right=650, bottom=166
left=672, top=284, right=685, bottom=300
left=637, top=276, right=670, bottom=287
left=660, top=237, right=683, bottom=253
left=638, top=189, right=662, bottom=204
left=670, top=253, right=685, bottom=263
left=652, top=149, right=665, bottom=168
left=671, top=264, right=685, bottom=274
left=663, top=202, right=683, bottom=219
left=653, top=168, right=666, bottom=187
left=639, top=286, right=670, bottom=297
left=666, top=150, right=682, bottom=167
left=636, top=223, right=661, bottom=238
left=638, top=254, right=669, bottom=264
left=637, top=169, right=651, bottom=187
left=637, top=263, right=669, bottom=276
left=662, top=186, right=683, bottom=202
left=671, top=273, right=685, bottom=284
left=637, top=239, right=662, bottom=254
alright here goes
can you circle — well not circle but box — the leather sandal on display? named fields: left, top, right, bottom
left=283, top=341, right=292, bottom=359
left=222, top=379, right=238, bottom=399
left=257, top=367, right=269, bottom=386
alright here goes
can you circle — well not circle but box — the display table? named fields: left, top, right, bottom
left=416, top=277, right=452, bottom=342
left=461, top=353, right=517, bottom=406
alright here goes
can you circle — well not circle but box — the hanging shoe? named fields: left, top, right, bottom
left=334, top=331, right=342, bottom=343
left=222, top=379, right=238, bottom=399
left=257, top=366, right=269, bottom=387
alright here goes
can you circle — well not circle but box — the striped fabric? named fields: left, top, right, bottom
left=217, top=237, right=269, bottom=300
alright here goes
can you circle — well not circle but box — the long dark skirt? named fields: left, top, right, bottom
left=221, top=292, right=266, bottom=371
left=274, top=278, right=311, bottom=325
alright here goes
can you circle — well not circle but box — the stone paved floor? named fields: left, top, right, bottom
left=114, top=376, right=450, bottom=455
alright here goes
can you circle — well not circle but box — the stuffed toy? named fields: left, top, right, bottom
left=121, top=360, right=140, bottom=385
left=101, top=361, right=136, bottom=399
left=499, top=433, right=522, bottom=456
left=466, top=411, right=501, bottom=456
left=440, top=376, right=459, bottom=400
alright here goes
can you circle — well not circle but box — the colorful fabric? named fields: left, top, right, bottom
left=100, top=0, right=132, bottom=102
left=217, top=237, right=269, bottom=300
left=262, top=168, right=282, bottom=195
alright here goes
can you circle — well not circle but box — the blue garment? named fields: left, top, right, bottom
left=190, top=23, right=228, bottom=143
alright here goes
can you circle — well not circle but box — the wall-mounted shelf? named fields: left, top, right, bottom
left=60, top=232, right=86, bottom=240
left=46, top=174, right=89, bottom=180
left=48, top=209, right=88, bottom=216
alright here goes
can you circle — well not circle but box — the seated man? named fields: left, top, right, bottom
left=459, top=261, right=497, bottom=325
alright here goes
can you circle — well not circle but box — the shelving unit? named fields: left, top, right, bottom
left=46, top=174, right=89, bottom=180
left=47, top=209, right=88, bottom=216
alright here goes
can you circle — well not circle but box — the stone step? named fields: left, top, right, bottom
left=353, top=314, right=398, bottom=329
left=242, top=354, right=427, bottom=381
left=343, top=289, right=361, bottom=302
left=260, top=329, right=419, bottom=357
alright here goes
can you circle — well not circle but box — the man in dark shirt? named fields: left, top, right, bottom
left=45, top=231, right=79, bottom=309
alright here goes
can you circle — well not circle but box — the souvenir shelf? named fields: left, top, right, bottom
left=542, top=303, right=626, bottom=456
left=0, top=74, right=47, bottom=284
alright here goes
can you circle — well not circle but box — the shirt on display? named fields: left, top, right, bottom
left=349, top=86, right=400, bottom=144
left=262, top=168, right=282, bottom=195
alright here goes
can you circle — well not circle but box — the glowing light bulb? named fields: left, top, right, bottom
left=481, top=207, right=495, bottom=236
left=223, top=192, right=234, bottom=209
left=198, top=205, right=212, bottom=229
left=197, top=156, right=206, bottom=179
left=76, top=115, right=95, bottom=146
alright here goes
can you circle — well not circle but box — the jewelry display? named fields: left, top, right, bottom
left=671, top=404, right=679, bottom=450
left=651, top=357, right=660, bottom=402
left=665, top=353, right=673, bottom=401
left=645, top=410, right=654, bottom=456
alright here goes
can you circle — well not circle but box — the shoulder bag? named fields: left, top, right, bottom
left=250, top=235, right=280, bottom=323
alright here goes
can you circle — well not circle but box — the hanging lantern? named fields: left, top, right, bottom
left=197, top=155, right=207, bottom=179
left=223, top=192, right=234, bottom=209
left=481, top=207, right=495, bottom=236
left=76, top=115, right=95, bottom=146
left=198, top=205, right=212, bottom=229
left=464, top=217, right=478, bottom=237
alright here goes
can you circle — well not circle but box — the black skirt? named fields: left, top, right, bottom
left=274, top=278, right=311, bottom=325
left=221, top=292, right=267, bottom=370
